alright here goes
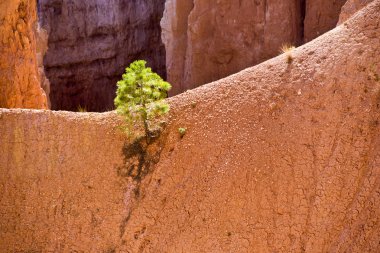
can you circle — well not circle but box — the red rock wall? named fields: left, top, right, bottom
left=304, top=0, right=347, bottom=42
left=38, top=0, right=166, bottom=112
left=0, top=0, right=48, bottom=109
left=161, top=0, right=195, bottom=96
left=162, top=0, right=347, bottom=96
left=1, top=1, right=380, bottom=251
left=162, top=0, right=305, bottom=96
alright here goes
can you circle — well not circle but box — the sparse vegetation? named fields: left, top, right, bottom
left=114, top=60, right=171, bottom=143
left=178, top=127, right=186, bottom=138
left=281, top=44, right=295, bottom=64
left=369, top=64, right=380, bottom=82
left=77, top=105, right=87, bottom=112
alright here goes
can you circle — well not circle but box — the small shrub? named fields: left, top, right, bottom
left=178, top=127, right=186, bottom=138
left=77, top=105, right=87, bottom=112
left=114, top=60, right=171, bottom=143
left=281, top=44, right=295, bottom=64
left=369, top=64, right=380, bottom=82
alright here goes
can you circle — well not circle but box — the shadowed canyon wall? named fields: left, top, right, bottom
left=1, top=1, right=380, bottom=251
left=38, top=0, right=166, bottom=112
left=162, top=0, right=347, bottom=95
left=0, top=0, right=48, bottom=109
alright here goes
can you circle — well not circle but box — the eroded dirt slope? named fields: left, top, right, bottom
left=121, top=1, right=380, bottom=251
left=0, top=1, right=380, bottom=252
left=0, top=110, right=128, bottom=252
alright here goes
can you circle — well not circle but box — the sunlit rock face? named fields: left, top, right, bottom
left=39, top=0, right=166, bottom=112
left=0, top=0, right=48, bottom=109
left=161, top=0, right=346, bottom=96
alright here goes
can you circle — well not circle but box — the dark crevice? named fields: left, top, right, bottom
left=119, top=213, right=131, bottom=239
left=300, top=0, right=306, bottom=44
left=116, top=126, right=168, bottom=243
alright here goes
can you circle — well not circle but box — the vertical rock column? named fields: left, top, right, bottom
left=0, top=0, right=48, bottom=109
left=161, top=0, right=194, bottom=96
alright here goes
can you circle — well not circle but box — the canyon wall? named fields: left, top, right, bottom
left=304, top=0, right=347, bottom=42
left=1, top=1, right=380, bottom=251
left=162, top=0, right=347, bottom=95
left=161, top=0, right=304, bottom=95
left=39, top=0, right=166, bottom=112
left=0, top=0, right=48, bottom=109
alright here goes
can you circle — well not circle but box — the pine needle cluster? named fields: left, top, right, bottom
left=114, top=60, right=171, bottom=143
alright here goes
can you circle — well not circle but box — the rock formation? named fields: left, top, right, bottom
left=162, top=0, right=347, bottom=96
left=122, top=2, right=380, bottom=250
left=161, top=0, right=305, bottom=95
left=1, top=1, right=380, bottom=251
left=304, top=0, right=347, bottom=41
left=338, top=0, right=374, bottom=24
left=0, top=0, right=48, bottom=109
left=160, top=0, right=195, bottom=96
left=38, top=0, right=166, bottom=112
left=36, top=25, right=51, bottom=108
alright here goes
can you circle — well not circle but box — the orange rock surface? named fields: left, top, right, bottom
left=0, top=0, right=48, bottom=109
left=0, top=1, right=380, bottom=252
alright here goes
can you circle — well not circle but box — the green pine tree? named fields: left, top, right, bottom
left=114, top=60, right=171, bottom=143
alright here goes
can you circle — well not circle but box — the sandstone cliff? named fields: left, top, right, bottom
left=304, top=0, right=347, bottom=41
left=38, top=0, right=166, bottom=112
left=1, top=1, right=379, bottom=252
left=36, top=24, right=51, bottom=108
left=162, top=0, right=347, bottom=95
left=0, top=0, right=48, bottom=109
